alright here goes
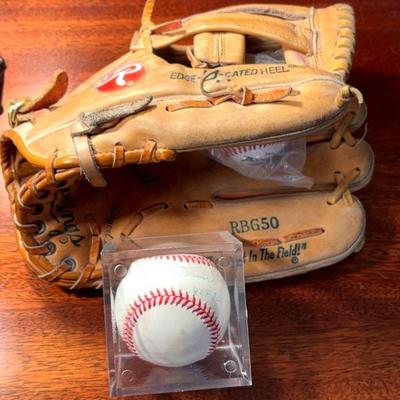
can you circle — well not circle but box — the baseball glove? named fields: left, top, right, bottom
left=1, top=1, right=371, bottom=289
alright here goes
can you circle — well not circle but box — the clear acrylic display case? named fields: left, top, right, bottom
left=101, top=231, right=252, bottom=397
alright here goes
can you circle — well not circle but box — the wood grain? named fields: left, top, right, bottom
left=0, top=1, right=399, bottom=399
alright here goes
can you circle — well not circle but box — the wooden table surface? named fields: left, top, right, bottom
left=0, top=1, right=399, bottom=399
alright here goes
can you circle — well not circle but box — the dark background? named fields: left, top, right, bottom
left=0, top=1, right=399, bottom=399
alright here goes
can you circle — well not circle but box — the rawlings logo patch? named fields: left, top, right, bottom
left=96, top=63, right=146, bottom=92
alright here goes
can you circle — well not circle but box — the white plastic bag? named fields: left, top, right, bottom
left=209, top=139, right=313, bottom=188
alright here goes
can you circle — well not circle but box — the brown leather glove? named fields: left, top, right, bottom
left=0, top=1, right=371, bottom=289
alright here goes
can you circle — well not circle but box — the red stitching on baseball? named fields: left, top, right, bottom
left=122, top=289, right=221, bottom=359
left=214, top=144, right=274, bottom=157
left=140, top=254, right=215, bottom=268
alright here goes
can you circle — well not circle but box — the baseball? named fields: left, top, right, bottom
left=209, top=142, right=288, bottom=180
left=114, top=254, right=231, bottom=367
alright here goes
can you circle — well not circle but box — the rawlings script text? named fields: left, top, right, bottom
left=245, top=242, right=308, bottom=265
left=49, top=188, right=85, bottom=247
